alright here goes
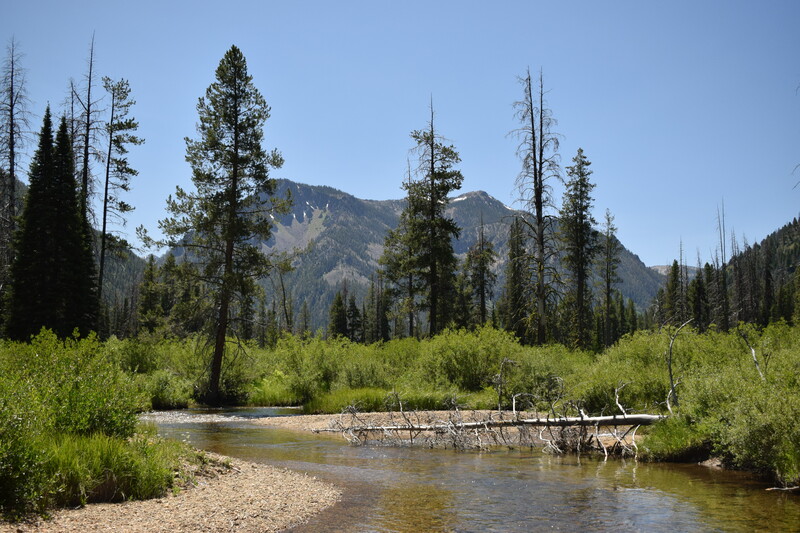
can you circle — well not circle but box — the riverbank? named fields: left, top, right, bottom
left=0, top=453, right=340, bottom=533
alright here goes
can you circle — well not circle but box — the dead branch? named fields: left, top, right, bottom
left=314, top=413, right=664, bottom=434
left=737, top=327, right=766, bottom=381
left=665, top=319, right=692, bottom=408
left=614, top=383, right=628, bottom=417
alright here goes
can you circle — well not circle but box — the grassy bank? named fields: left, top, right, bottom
left=43, top=323, right=800, bottom=488
left=0, top=331, right=201, bottom=519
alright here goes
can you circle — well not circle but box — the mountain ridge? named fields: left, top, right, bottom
left=245, top=179, right=665, bottom=330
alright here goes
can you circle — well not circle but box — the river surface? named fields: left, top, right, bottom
left=144, top=407, right=800, bottom=532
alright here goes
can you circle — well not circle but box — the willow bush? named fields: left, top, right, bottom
left=0, top=331, right=192, bottom=518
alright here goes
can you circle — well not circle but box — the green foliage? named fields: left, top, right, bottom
left=6, top=110, right=97, bottom=340
left=43, top=430, right=188, bottom=507
left=558, top=147, right=597, bottom=349
left=151, top=45, right=290, bottom=404
left=327, top=291, right=348, bottom=338
left=507, top=344, right=592, bottom=411
left=497, top=217, right=531, bottom=343
left=0, top=375, right=49, bottom=517
left=249, top=370, right=302, bottom=406
left=141, top=370, right=193, bottom=410
left=463, top=221, right=498, bottom=326
left=304, top=387, right=389, bottom=414
left=419, top=326, right=521, bottom=392
left=640, top=416, right=710, bottom=462
left=381, top=109, right=464, bottom=337
left=0, top=331, right=191, bottom=518
left=575, top=330, right=670, bottom=414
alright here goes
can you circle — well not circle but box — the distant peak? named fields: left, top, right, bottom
left=451, top=190, right=492, bottom=203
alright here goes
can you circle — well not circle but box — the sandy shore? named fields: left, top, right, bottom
left=0, top=454, right=340, bottom=533
left=253, top=409, right=527, bottom=433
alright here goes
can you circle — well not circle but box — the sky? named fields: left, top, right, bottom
left=3, top=0, right=799, bottom=267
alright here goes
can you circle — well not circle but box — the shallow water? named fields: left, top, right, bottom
left=147, top=407, right=800, bottom=532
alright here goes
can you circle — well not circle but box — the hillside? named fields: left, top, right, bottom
left=247, top=179, right=664, bottom=331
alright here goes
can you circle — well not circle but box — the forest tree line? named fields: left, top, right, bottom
left=2, top=40, right=799, bottom=388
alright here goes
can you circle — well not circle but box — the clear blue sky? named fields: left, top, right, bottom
left=4, top=0, right=799, bottom=266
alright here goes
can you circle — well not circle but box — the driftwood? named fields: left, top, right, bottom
left=313, top=407, right=664, bottom=458
left=312, top=413, right=664, bottom=434
left=319, top=386, right=666, bottom=456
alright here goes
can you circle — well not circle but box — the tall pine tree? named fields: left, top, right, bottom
left=498, top=216, right=531, bottom=342
left=465, top=218, right=498, bottom=325
left=558, top=148, right=597, bottom=349
left=406, top=104, right=463, bottom=335
left=6, top=109, right=97, bottom=339
left=151, top=46, right=290, bottom=404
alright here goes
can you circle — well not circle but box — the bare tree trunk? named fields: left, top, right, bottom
left=210, top=100, right=240, bottom=405
left=666, top=319, right=692, bottom=408
left=79, top=36, right=96, bottom=218
left=2, top=37, right=29, bottom=288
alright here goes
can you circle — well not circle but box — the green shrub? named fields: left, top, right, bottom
left=506, top=344, right=591, bottom=411
left=0, top=378, right=49, bottom=518
left=144, top=370, right=193, bottom=410
left=44, top=429, right=192, bottom=507
left=304, top=387, right=389, bottom=414
left=419, top=326, right=522, bottom=392
left=249, top=371, right=302, bottom=406
left=640, top=416, right=711, bottom=462
left=575, top=331, right=671, bottom=414
left=105, top=335, right=160, bottom=374
left=0, top=331, right=196, bottom=518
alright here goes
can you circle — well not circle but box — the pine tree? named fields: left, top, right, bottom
left=498, top=217, right=531, bottom=342
left=405, top=104, right=463, bottom=335
left=663, top=260, right=682, bottom=325
left=1, top=37, right=31, bottom=302
left=626, top=298, right=638, bottom=333
left=98, top=77, right=142, bottom=302
left=6, top=110, right=97, bottom=339
left=599, top=209, right=621, bottom=347
left=346, top=294, right=362, bottom=342
left=328, top=291, right=348, bottom=338
left=297, top=300, right=311, bottom=339
left=558, top=148, right=597, bottom=349
left=380, top=196, right=423, bottom=338
left=138, top=255, right=164, bottom=333
left=793, top=267, right=800, bottom=326
left=465, top=218, right=498, bottom=325
left=452, top=261, right=474, bottom=329
left=150, top=46, right=290, bottom=404
left=363, top=274, right=390, bottom=343
left=688, top=265, right=710, bottom=332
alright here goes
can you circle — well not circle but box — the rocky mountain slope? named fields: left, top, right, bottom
left=253, top=179, right=664, bottom=331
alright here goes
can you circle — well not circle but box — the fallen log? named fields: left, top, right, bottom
left=313, top=413, right=665, bottom=433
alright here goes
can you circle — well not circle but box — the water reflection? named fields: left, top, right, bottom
left=148, top=408, right=800, bottom=532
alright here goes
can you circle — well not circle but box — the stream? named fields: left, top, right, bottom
left=144, top=407, right=800, bottom=532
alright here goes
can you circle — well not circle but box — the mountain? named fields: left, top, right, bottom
left=251, top=179, right=664, bottom=331
left=649, top=265, right=700, bottom=280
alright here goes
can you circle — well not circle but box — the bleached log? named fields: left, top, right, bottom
left=313, top=413, right=665, bottom=433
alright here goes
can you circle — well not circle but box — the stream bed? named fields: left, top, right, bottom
left=144, top=407, right=800, bottom=532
